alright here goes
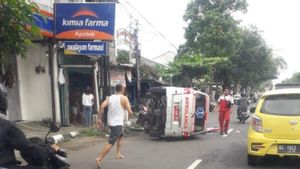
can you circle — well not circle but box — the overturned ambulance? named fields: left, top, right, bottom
left=136, top=87, right=209, bottom=138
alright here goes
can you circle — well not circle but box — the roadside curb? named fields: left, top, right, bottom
left=48, top=131, right=80, bottom=144
left=16, top=122, right=48, bottom=132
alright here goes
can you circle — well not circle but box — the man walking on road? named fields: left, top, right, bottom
left=96, top=84, right=133, bottom=168
left=214, top=88, right=234, bottom=135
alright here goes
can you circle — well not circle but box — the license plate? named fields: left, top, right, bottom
left=278, top=144, right=300, bottom=154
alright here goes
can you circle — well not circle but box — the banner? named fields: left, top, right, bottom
left=64, top=41, right=108, bottom=56
left=54, top=3, right=115, bottom=40
left=33, top=13, right=54, bottom=37
left=110, top=69, right=126, bottom=87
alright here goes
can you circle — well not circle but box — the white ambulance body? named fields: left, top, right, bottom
left=164, top=87, right=209, bottom=137
left=140, top=87, right=209, bottom=138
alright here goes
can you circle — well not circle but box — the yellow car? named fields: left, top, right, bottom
left=247, top=88, right=300, bottom=166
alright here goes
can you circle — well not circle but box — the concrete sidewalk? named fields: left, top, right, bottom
left=16, top=121, right=87, bottom=143
left=15, top=117, right=140, bottom=144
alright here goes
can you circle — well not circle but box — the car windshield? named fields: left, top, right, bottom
left=261, top=94, right=300, bottom=116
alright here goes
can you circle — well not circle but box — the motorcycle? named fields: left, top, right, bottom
left=237, top=106, right=249, bottom=124
left=136, top=104, right=149, bottom=128
left=19, top=122, right=70, bottom=169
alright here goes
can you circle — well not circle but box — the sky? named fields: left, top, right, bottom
left=116, top=0, right=188, bottom=65
left=117, top=0, right=300, bottom=82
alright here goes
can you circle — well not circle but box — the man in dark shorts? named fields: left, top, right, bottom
left=96, top=84, right=133, bottom=168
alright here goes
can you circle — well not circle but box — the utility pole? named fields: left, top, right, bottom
left=117, top=15, right=140, bottom=106
left=128, top=15, right=133, bottom=63
left=134, top=20, right=141, bottom=106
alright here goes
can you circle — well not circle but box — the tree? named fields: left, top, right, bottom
left=0, top=0, right=40, bottom=62
left=179, top=0, right=248, bottom=87
left=283, top=72, right=300, bottom=83
left=178, top=0, right=286, bottom=89
left=259, top=80, right=273, bottom=91
left=158, top=52, right=226, bottom=87
left=230, top=27, right=286, bottom=88
left=0, top=0, right=40, bottom=87
left=184, top=0, right=247, bottom=58
left=116, top=49, right=129, bottom=64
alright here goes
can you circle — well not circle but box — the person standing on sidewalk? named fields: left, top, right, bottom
left=82, top=86, right=94, bottom=127
left=214, top=88, right=234, bottom=135
left=96, top=84, right=133, bottom=168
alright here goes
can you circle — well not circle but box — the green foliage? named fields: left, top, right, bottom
left=259, top=80, right=273, bottom=92
left=283, top=72, right=300, bottom=83
left=0, top=0, right=41, bottom=63
left=116, top=49, right=129, bottom=64
left=80, top=127, right=109, bottom=137
left=174, top=0, right=286, bottom=89
left=230, top=27, right=286, bottom=88
left=173, top=0, right=248, bottom=87
left=159, top=52, right=227, bottom=86
left=184, top=0, right=247, bottom=58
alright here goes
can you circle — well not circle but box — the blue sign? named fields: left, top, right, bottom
left=33, top=13, right=54, bottom=37
left=54, top=3, right=115, bottom=40
left=64, top=41, right=108, bottom=56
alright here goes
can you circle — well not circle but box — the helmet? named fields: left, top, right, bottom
left=0, top=83, right=7, bottom=113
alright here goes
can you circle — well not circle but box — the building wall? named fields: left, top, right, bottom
left=141, top=57, right=166, bottom=68
left=7, top=84, right=22, bottom=121
left=30, top=0, right=54, bottom=11
left=17, top=44, right=52, bottom=121
left=6, top=56, right=22, bottom=121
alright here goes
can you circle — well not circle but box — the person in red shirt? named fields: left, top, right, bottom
left=214, top=88, right=234, bottom=135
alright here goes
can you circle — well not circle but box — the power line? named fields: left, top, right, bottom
left=119, top=3, right=164, bottom=41
left=117, top=1, right=177, bottom=65
left=120, top=0, right=179, bottom=50
left=118, top=3, right=173, bottom=52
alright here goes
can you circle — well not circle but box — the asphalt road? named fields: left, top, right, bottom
left=67, top=105, right=300, bottom=169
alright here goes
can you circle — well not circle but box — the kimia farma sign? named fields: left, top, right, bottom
left=54, top=3, right=115, bottom=40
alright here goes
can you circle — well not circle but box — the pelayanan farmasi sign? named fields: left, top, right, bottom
left=54, top=3, right=115, bottom=40
left=64, top=41, right=108, bottom=55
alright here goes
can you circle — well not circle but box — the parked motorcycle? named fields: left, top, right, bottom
left=19, top=122, right=70, bottom=169
left=136, top=104, right=149, bottom=127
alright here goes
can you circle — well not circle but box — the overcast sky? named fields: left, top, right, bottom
left=117, top=0, right=300, bottom=81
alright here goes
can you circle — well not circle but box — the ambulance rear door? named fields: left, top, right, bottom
left=180, top=94, right=195, bottom=137
left=168, top=94, right=182, bottom=137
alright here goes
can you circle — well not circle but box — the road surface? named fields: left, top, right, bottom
left=66, top=105, right=300, bottom=169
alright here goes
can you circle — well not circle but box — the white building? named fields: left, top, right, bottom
left=7, top=0, right=117, bottom=124
left=7, top=1, right=54, bottom=121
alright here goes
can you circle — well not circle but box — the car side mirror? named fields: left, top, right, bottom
left=250, top=107, right=256, bottom=113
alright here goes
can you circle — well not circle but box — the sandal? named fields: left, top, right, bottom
left=116, top=154, right=125, bottom=159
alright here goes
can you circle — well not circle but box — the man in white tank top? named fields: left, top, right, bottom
left=96, top=84, right=133, bottom=168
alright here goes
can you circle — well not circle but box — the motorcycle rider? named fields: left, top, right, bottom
left=237, top=92, right=249, bottom=120
left=0, top=83, right=49, bottom=169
